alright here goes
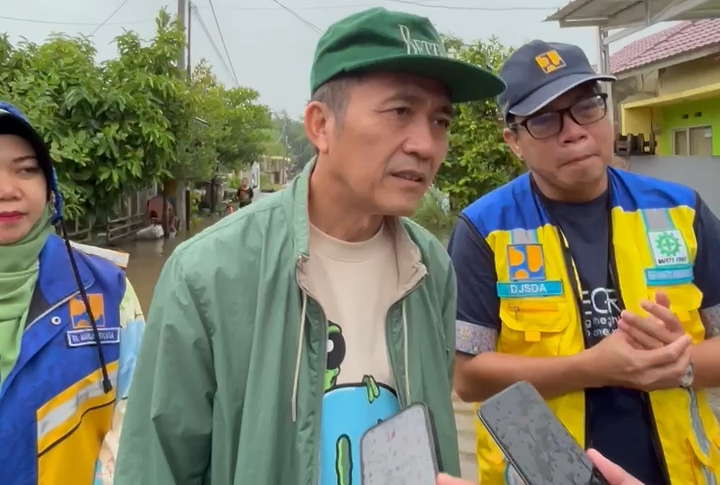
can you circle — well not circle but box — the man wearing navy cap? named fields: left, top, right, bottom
left=449, top=40, right=720, bottom=485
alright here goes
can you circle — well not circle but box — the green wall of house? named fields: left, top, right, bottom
left=656, top=97, right=720, bottom=156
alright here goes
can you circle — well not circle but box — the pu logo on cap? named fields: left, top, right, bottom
left=535, top=50, right=566, bottom=74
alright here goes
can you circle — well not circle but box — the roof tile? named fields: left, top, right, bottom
left=609, top=19, right=720, bottom=74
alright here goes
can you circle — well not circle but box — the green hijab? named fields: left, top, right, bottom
left=0, top=205, right=54, bottom=383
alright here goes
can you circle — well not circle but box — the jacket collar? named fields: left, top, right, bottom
left=36, top=233, right=95, bottom=306
left=284, top=159, right=425, bottom=289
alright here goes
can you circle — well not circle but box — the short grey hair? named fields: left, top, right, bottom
left=309, top=72, right=365, bottom=120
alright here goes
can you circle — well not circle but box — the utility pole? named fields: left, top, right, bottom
left=161, top=0, right=188, bottom=238
left=184, top=2, right=193, bottom=231
left=174, top=0, right=192, bottom=233
left=178, top=0, right=187, bottom=72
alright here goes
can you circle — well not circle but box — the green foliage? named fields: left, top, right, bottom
left=183, top=61, right=271, bottom=179
left=435, top=36, right=525, bottom=211
left=0, top=9, right=271, bottom=221
left=265, top=112, right=314, bottom=175
left=259, top=172, right=272, bottom=189
left=227, top=173, right=241, bottom=189
left=411, top=187, right=456, bottom=243
left=189, top=189, right=201, bottom=214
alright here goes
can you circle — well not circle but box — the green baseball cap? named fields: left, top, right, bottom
left=310, top=7, right=506, bottom=103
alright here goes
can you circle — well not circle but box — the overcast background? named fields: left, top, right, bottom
left=3, top=0, right=675, bottom=116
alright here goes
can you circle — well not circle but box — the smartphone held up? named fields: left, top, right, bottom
left=360, top=403, right=439, bottom=485
left=478, top=381, right=610, bottom=485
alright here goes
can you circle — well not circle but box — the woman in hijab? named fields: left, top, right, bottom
left=0, top=102, right=145, bottom=485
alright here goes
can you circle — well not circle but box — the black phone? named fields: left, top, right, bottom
left=477, top=381, right=610, bottom=485
left=360, top=403, right=439, bottom=485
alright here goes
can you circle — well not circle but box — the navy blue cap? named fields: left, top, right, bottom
left=0, top=102, right=62, bottom=222
left=497, top=40, right=616, bottom=120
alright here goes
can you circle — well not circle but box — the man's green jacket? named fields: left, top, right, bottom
left=113, top=162, right=460, bottom=485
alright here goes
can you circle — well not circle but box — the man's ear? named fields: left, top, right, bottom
left=304, top=101, right=331, bottom=155
left=502, top=128, right=523, bottom=161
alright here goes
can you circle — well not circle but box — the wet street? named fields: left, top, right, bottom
left=116, top=209, right=718, bottom=484
left=120, top=228, right=198, bottom=311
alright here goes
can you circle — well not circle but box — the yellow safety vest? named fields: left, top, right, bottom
left=461, top=169, right=720, bottom=485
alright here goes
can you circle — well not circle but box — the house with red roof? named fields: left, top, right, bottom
left=614, top=19, right=720, bottom=156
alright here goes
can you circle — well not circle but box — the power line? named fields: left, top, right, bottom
left=0, top=15, right=152, bottom=26
left=382, top=0, right=560, bottom=10
left=0, top=2, right=558, bottom=29
left=191, top=5, right=232, bottom=79
left=90, top=0, right=131, bottom=36
left=191, top=4, right=237, bottom=85
left=199, top=2, right=561, bottom=12
left=207, top=0, right=240, bottom=86
left=270, top=0, right=324, bottom=34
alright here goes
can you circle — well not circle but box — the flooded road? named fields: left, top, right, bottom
left=120, top=229, right=200, bottom=311
left=115, top=209, right=718, bottom=484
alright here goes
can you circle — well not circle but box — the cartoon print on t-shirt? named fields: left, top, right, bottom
left=325, top=323, right=346, bottom=390
left=320, top=322, right=400, bottom=485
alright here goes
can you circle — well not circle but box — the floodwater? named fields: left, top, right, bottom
left=120, top=221, right=211, bottom=311
left=116, top=209, right=718, bottom=484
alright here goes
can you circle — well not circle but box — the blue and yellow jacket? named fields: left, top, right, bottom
left=0, top=234, right=145, bottom=485
left=462, top=169, right=720, bottom=485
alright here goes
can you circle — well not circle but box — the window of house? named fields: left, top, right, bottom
left=672, top=126, right=713, bottom=156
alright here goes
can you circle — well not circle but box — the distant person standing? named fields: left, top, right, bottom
left=236, top=177, right=254, bottom=208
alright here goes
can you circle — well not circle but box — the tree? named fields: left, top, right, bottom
left=183, top=61, right=271, bottom=180
left=0, top=9, right=271, bottom=221
left=0, top=10, right=191, bottom=220
left=434, top=36, right=525, bottom=211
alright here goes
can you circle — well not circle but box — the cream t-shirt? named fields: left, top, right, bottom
left=304, top=223, right=400, bottom=485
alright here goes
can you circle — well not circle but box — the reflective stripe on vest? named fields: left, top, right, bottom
left=463, top=170, right=720, bottom=485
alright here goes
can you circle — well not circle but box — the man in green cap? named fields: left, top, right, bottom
left=114, top=7, right=504, bottom=485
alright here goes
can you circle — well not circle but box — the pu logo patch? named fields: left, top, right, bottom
left=497, top=244, right=563, bottom=298
left=508, top=244, right=545, bottom=281
left=66, top=294, right=120, bottom=348
left=535, top=50, right=566, bottom=74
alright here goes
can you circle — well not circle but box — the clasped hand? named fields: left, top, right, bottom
left=588, top=291, right=691, bottom=392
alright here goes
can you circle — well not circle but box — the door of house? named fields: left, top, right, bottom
left=672, top=126, right=713, bottom=156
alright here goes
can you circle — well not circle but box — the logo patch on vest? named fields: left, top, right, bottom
left=66, top=294, right=120, bottom=348
left=498, top=244, right=563, bottom=298
left=507, top=244, right=545, bottom=281
left=648, top=229, right=689, bottom=267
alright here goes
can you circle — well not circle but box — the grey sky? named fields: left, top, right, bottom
left=4, top=0, right=674, bottom=116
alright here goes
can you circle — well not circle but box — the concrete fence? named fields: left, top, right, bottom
left=628, top=155, right=720, bottom=214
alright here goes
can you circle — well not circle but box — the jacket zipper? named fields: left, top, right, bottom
left=386, top=268, right=426, bottom=409
left=296, top=256, right=328, bottom=485
left=507, top=303, right=557, bottom=314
